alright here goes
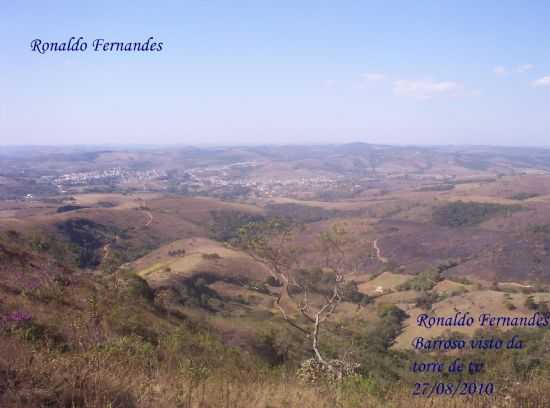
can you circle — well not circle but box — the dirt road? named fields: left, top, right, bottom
left=373, top=239, right=388, bottom=263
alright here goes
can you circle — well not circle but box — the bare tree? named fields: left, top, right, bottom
left=235, top=219, right=356, bottom=379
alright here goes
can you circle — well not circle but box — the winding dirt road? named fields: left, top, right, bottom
left=373, top=239, right=388, bottom=263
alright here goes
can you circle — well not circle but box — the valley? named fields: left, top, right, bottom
left=3, top=143, right=550, bottom=407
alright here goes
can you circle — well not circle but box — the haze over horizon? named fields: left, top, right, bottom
left=2, top=141, right=550, bottom=150
left=1, top=1, right=550, bottom=147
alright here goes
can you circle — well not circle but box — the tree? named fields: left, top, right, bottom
left=234, top=219, right=356, bottom=379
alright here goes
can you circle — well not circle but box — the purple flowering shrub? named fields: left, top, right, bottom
left=0, top=309, right=33, bottom=335
left=7, top=310, right=33, bottom=322
left=0, top=309, right=57, bottom=345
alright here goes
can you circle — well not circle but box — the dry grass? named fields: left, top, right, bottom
left=432, top=279, right=472, bottom=295
left=3, top=334, right=549, bottom=408
left=132, top=238, right=272, bottom=288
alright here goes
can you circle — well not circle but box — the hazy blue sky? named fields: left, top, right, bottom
left=1, top=1, right=549, bottom=147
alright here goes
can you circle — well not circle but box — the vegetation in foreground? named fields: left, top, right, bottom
left=3, top=229, right=550, bottom=408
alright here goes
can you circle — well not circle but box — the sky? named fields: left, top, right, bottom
left=1, top=1, right=550, bottom=147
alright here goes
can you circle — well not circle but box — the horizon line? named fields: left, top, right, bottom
left=1, top=142, right=550, bottom=150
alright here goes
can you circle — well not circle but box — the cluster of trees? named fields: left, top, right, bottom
left=266, top=203, right=337, bottom=223
left=397, top=268, right=442, bottom=291
left=433, top=201, right=520, bottom=227
left=168, top=249, right=186, bottom=257
left=208, top=210, right=265, bottom=242
left=397, top=260, right=459, bottom=292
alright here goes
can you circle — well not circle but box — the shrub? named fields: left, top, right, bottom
left=377, top=305, right=408, bottom=336
left=525, top=295, right=538, bottom=310
left=505, top=301, right=517, bottom=311
left=265, top=276, right=283, bottom=287
left=202, top=253, right=221, bottom=260
left=256, top=330, right=289, bottom=366
left=415, top=291, right=440, bottom=310
left=341, top=281, right=370, bottom=305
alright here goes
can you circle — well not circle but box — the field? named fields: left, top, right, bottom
left=357, top=272, right=411, bottom=295
left=132, top=237, right=272, bottom=288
